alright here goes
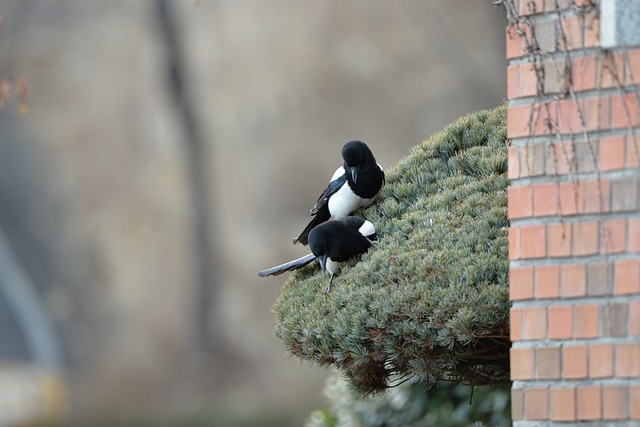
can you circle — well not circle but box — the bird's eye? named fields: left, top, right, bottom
left=369, top=234, right=379, bottom=242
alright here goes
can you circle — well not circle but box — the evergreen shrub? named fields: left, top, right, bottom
left=305, top=373, right=511, bottom=427
left=273, top=105, right=510, bottom=395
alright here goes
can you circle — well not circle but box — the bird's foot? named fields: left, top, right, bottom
left=325, top=275, right=335, bottom=293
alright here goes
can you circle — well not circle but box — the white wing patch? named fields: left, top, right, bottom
left=330, top=166, right=345, bottom=182
left=358, top=220, right=376, bottom=238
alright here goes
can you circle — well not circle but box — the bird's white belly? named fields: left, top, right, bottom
left=325, top=258, right=341, bottom=275
left=328, top=184, right=372, bottom=218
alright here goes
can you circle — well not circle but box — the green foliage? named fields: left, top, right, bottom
left=273, top=106, right=510, bottom=395
left=305, top=373, right=511, bottom=427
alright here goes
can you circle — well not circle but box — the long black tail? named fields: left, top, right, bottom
left=258, top=253, right=317, bottom=277
left=293, top=206, right=331, bottom=245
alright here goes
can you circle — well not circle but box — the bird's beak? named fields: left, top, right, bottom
left=351, top=166, right=359, bottom=183
left=318, top=254, right=327, bottom=272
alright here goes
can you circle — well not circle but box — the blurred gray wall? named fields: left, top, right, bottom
left=0, top=0, right=506, bottom=421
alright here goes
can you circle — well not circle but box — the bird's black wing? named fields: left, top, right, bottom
left=294, top=171, right=347, bottom=245
left=293, top=206, right=330, bottom=245
left=258, top=253, right=317, bottom=277
left=310, top=173, right=347, bottom=215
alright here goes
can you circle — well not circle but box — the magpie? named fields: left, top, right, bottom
left=293, top=140, right=384, bottom=246
left=259, top=216, right=378, bottom=293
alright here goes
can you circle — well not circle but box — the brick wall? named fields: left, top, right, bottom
left=505, top=0, right=640, bottom=424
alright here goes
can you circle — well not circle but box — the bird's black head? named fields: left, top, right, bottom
left=342, top=140, right=375, bottom=184
left=308, top=230, right=328, bottom=259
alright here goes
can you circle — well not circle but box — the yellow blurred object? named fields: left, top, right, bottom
left=0, top=363, right=67, bottom=427
left=15, top=103, right=29, bottom=116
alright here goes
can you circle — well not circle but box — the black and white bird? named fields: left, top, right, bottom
left=293, top=140, right=384, bottom=246
left=259, top=216, right=378, bottom=293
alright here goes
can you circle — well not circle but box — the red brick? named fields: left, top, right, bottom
left=561, top=263, right=586, bottom=298
left=601, top=218, right=626, bottom=255
left=559, top=15, right=583, bottom=51
left=582, top=178, right=610, bottom=214
left=508, top=146, right=520, bottom=179
left=521, top=142, right=545, bottom=177
left=519, top=63, right=540, bottom=97
left=547, top=222, right=571, bottom=257
left=508, top=103, right=534, bottom=139
left=512, top=388, right=524, bottom=420
left=599, top=135, right=626, bottom=171
left=584, top=11, right=599, bottom=48
left=631, top=385, right=640, bottom=419
left=627, top=135, right=640, bottom=167
left=533, top=182, right=558, bottom=217
left=629, top=218, right=640, bottom=252
left=508, top=102, right=557, bottom=138
left=577, top=385, right=601, bottom=421
left=548, top=305, right=572, bottom=340
left=547, top=140, right=573, bottom=175
left=506, top=25, right=526, bottom=59
left=602, top=386, right=628, bottom=420
left=589, top=343, right=613, bottom=378
left=574, top=304, right=599, bottom=339
left=524, top=387, right=549, bottom=420
left=520, top=224, right=547, bottom=259
left=628, top=49, right=640, bottom=85
left=536, top=346, right=560, bottom=379
left=509, top=226, right=521, bottom=260
left=508, top=185, right=533, bottom=219
left=611, top=92, right=640, bottom=129
left=630, top=301, right=640, bottom=336
left=572, top=220, right=598, bottom=256
left=557, top=97, right=584, bottom=134
left=507, top=65, right=519, bottom=99
left=510, top=347, right=535, bottom=380
left=615, top=343, right=640, bottom=377
left=538, top=101, right=558, bottom=135
left=614, top=258, right=640, bottom=295
left=510, top=266, right=534, bottom=301
left=522, top=306, right=547, bottom=340
left=572, top=55, right=597, bottom=91
left=562, top=345, right=588, bottom=379
left=535, top=264, right=560, bottom=299
left=560, top=181, right=582, bottom=216
left=583, top=95, right=611, bottom=131
left=507, top=24, right=530, bottom=60
left=550, top=387, right=576, bottom=422
left=600, top=52, right=625, bottom=88
left=511, top=307, right=522, bottom=341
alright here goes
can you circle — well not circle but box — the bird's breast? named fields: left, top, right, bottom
left=325, top=258, right=342, bottom=275
left=328, top=183, right=368, bottom=218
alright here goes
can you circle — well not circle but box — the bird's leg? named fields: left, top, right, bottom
left=325, top=274, right=335, bottom=293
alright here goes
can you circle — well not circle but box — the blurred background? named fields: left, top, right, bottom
left=0, top=1, right=506, bottom=425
